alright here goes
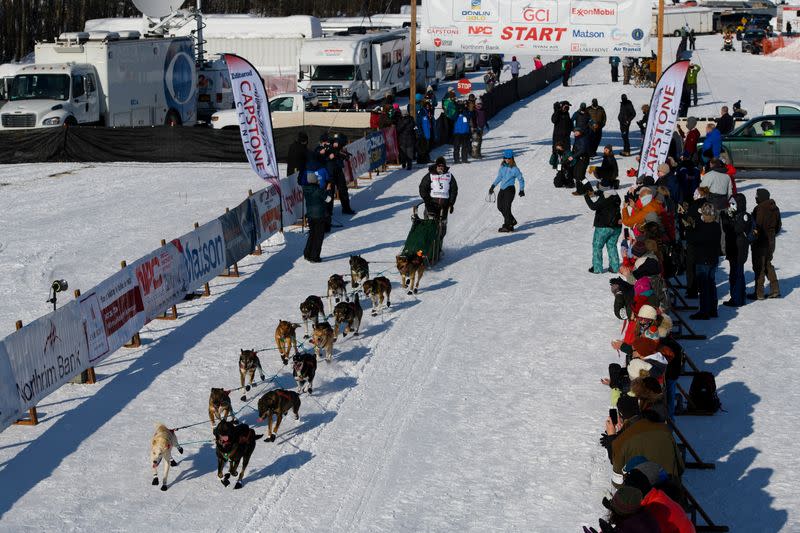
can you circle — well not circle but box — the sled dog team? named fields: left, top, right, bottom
left=150, top=254, right=428, bottom=490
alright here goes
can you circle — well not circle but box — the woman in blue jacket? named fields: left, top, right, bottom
left=488, top=149, right=525, bottom=232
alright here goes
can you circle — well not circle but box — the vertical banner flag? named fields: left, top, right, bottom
left=420, top=0, right=652, bottom=57
left=637, top=60, right=690, bottom=179
left=224, top=54, right=282, bottom=197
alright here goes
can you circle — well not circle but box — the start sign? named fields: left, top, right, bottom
left=456, top=78, right=472, bottom=95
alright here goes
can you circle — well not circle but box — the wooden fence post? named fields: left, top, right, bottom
left=68, top=289, right=97, bottom=384
left=219, top=208, right=240, bottom=278
left=248, top=190, right=263, bottom=256
left=195, top=222, right=211, bottom=297
left=13, top=320, right=39, bottom=426
left=120, top=260, right=141, bottom=348
left=155, top=239, right=178, bottom=320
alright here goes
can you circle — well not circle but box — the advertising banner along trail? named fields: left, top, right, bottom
left=637, top=60, right=690, bottom=179
left=420, top=0, right=652, bottom=57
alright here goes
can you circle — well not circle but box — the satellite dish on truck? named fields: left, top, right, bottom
left=132, top=0, right=182, bottom=19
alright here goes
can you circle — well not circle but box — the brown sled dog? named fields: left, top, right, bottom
left=150, top=423, right=183, bottom=491
left=293, top=352, right=317, bottom=394
left=208, top=387, right=235, bottom=429
left=349, top=255, right=370, bottom=288
left=214, top=419, right=262, bottom=489
left=363, top=276, right=392, bottom=316
left=275, top=320, right=301, bottom=365
left=257, top=389, right=301, bottom=442
left=396, top=253, right=426, bottom=295
left=300, top=295, right=325, bottom=339
left=327, top=273, right=349, bottom=313
left=238, top=349, right=265, bottom=401
left=312, top=321, right=336, bottom=362
left=333, top=293, right=363, bottom=340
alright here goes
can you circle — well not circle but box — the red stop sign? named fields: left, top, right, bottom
left=456, top=78, right=472, bottom=95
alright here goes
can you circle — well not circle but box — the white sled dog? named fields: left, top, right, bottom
left=150, top=423, right=183, bottom=491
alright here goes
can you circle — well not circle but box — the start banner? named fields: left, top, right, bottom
left=4, top=301, right=90, bottom=411
left=420, top=0, right=652, bottom=57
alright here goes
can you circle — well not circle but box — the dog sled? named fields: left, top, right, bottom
left=400, top=202, right=446, bottom=265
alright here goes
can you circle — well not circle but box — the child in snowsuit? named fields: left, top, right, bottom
left=489, top=149, right=525, bottom=232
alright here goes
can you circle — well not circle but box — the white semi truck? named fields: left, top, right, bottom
left=298, top=29, right=412, bottom=108
left=0, top=31, right=197, bottom=129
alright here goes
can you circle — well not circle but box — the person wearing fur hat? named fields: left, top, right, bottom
left=621, top=187, right=666, bottom=229
left=419, top=157, right=459, bottom=237
left=750, top=188, right=782, bottom=300
left=721, top=193, right=752, bottom=307
left=607, top=389, right=684, bottom=489
left=686, top=203, right=722, bottom=319
left=585, top=188, right=622, bottom=273
left=488, top=150, right=525, bottom=232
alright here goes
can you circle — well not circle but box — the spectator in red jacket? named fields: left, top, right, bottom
left=683, top=117, right=700, bottom=156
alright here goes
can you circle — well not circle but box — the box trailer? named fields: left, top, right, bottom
left=0, top=31, right=197, bottom=129
left=652, top=7, right=716, bottom=36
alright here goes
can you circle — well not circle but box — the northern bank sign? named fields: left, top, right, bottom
left=421, top=0, right=652, bottom=57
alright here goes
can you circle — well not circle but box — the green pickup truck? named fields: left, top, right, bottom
left=722, top=114, right=800, bottom=170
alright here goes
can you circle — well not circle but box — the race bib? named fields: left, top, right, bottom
left=430, top=172, right=452, bottom=200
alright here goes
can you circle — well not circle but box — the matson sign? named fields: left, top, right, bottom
left=421, top=0, right=652, bottom=57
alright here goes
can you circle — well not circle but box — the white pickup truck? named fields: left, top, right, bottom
left=210, top=91, right=371, bottom=130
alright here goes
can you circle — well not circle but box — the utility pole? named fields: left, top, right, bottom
left=410, top=1, right=417, bottom=119
left=656, top=0, right=664, bottom=75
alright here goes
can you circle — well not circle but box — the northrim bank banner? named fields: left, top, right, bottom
left=637, top=60, right=690, bottom=179
left=420, top=0, right=652, bottom=57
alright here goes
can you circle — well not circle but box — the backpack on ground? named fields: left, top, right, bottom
left=688, top=371, right=721, bottom=413
left=553, top=169, right=573, bottom=188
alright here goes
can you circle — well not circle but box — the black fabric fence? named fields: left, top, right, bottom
left=0, top=124, right=373, bottom=164
left=480, top=58, right=581, bottom=120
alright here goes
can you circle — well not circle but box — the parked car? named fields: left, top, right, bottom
left=762, top=100, right=800, bottom=116
left=210, top=91, right=319, bottom=129
left=444, top=52, right=465, bottom=79
left=722, top=114, right=800, bottom=169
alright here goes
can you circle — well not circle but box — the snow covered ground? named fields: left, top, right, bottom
left=1, top=36, right=800, bottom=532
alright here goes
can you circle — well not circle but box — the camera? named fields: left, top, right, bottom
left=52, top=279, right=68, bottom=293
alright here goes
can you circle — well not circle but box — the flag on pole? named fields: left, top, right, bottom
left=224, top=53, right=281, bottom=193
left=637, top=60, right=690, bottom=179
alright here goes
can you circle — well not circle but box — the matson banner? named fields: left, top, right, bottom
left=421, top=0, right=652, bottom=57
left=637, top=60, right=689, bottom=179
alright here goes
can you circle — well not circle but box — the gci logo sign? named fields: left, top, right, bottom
left=512, top=1, right=558, bottom=23
left=523, top=7, right=553, bottom=22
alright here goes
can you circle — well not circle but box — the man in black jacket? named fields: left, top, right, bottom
left=419, top=156, right=458, bottom=237
left=287, top=132, right=310, bottom=182
left=551, top=101, right=572, bottom=155
left=715, top=106, right=735, bottom=135
left=618, top=94, right=636, bottom=156
left=396, top=109, right=417, bottom=170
